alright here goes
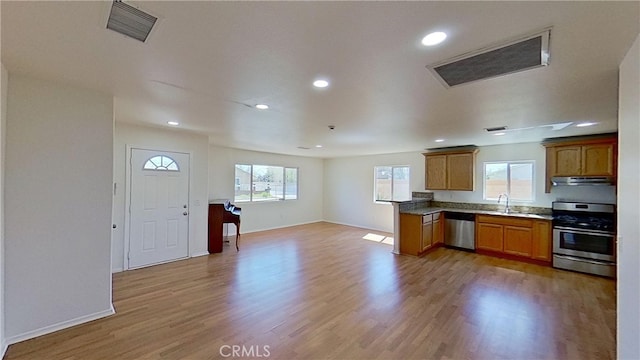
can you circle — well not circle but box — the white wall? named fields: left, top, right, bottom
left=112, top=123, right=209, bottom=272
left=209, top=145, right=323, bottom=233
left=323, top=143, right=617, bottom=233
left=323, top=152, right=425, bottom=233
left=617, top=33, right=640, bottom=360
left=0, top=63, right=8, bottom=355
left=429, top=142, right=617, bottom=206
left=4, top=75, right=113, bottom=342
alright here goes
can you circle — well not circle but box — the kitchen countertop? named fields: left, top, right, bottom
left=400, top=207, right=553, bottom=220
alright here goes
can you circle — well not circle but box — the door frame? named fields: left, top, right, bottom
left=123, top=145, right=192, bottom=270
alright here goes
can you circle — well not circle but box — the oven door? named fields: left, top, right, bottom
left=553, top=226, right=615, bottom=262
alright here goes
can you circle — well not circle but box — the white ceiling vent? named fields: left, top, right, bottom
left=428, top=28, right=551, bottom=88
left=106, top=0, right=157, bottom=42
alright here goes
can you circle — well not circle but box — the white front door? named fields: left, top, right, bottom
left=128, top=149, right=190, bottom=269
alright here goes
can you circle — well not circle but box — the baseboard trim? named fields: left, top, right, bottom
left=322, top=220, right=392, bottom=234
left=1, top=341, right=7, bottom=359
left=240, top=220, right=324, bottom=234
left=190, top=251, right=210, bottom=258
left=6, top=305, right=116, bottom=346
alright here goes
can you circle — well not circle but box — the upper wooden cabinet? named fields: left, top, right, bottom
left=543, top=135, right=617, bottom=192
left=425, top=155, right=447, bottom=190
left=424, top=148, right=478, bottom=191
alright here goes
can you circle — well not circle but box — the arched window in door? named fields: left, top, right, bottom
left=143, top=155, right=180, bottom=171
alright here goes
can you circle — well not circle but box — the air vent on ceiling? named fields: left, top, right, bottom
left=106, top=0, right=157, bottom=42
left=485, top=126, right=507, bottom=132
left=427, top=28, right=551, bottom=88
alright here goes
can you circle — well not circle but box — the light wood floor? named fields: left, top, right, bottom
left=6, top=222, right=616, bottom=359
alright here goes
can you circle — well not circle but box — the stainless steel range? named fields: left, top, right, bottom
left=552, top=201, right=616, bottom=278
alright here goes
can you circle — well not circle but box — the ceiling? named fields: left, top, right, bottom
left=2, top=1, right=638, bottom=158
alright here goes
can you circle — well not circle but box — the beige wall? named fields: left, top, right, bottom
left=1, top=62, right=8, bottom=355
left=209, top=145, right=324, bottom=233
left=617, top=33, right=640, bottom=359
left=5, top=75, right=113, bottom=343
left=429, top=142, right=616, bottom=206
left=112, top=123, right=210, bottom=272
left=323, top=151, right=425, bottom=233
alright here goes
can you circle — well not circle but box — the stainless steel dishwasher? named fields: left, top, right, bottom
left=445, top=212, right=476, bottom=250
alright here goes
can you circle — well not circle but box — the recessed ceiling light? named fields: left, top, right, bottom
left=167, top=121, right=179, bottom=126
left=313, top=79, right=329, bottom=88
left=435, top=139, right=445, bottom=143
left=315, top=145, right=323, bottom=148
left=576, top=122, right=597, bottom=127
left=422, top=32, right=447, bottom=46
left=255, top=104, right=269, bottom=110
left=493, top=132, right=506, bottom=136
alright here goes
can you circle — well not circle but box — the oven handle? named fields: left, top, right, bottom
left=553, top=226, right=615, bottom=237
left=554, top=254, right=616, bottom=266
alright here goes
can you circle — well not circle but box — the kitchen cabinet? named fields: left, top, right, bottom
left=433, top=213, right=444, bottom=245
left=424, top=148, right=478, bottom=191
left=399, top=212, right=444, bottom=256
left=543, top=135, right=617, bottom=192
left=399, top=213, right=422, bottom=256
left=425, top=155, right=447, bottom=190
left=421, top=214, right=433, bottom=252
left=531, top=220, right=552, bottom=261
left=476, top=222, right=503, bottom=252
left=503, top=226, right=533, bottom=257
left=476, top=215, right=551, bottom=264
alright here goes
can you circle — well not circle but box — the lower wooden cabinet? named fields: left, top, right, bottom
left=399, top=212, right=444, bottom=256
left=476, top=222, right=504, bottom=252
left=503, top=226, right=533, bottom=257
left=433, top=214, right=444, bottom=245
left=531, top=220, right=552, bottom=261
left=476, top=215, right=551, bottom=263
left=421, top=221, right=433, bottom=252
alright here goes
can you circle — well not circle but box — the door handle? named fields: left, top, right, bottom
left=183, top=212, right=188, bottom=216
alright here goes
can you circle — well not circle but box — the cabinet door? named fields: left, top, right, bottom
left=425, top=155, right=447, bottom=190
left=476, top=223, right=503, bottom=252
left=422, top=222, right=433, bottom=252
left=447, top=153, right=474, bottom=190
left=399, top=214, right=422, bottom=256
left=531, top=220, right=551, bottom=261
left=582, top=144, right=615, bottom=176
left=503, top=226, right=533, bottom=257
left=433, top=217, right=443, bottom=245
left=552, top=146, right=582, bottom=176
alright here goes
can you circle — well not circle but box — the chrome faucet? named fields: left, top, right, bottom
left=498, top=193, right=511, bottom=213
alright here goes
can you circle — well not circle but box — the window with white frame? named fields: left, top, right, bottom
left=374, top=166, right=411, bottom=202
left=235, top=164, right=298, bottom=202
left=484, top=161, right=535, bottom=201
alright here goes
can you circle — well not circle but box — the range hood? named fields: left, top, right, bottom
left=551, top=176, right=615, bottom=186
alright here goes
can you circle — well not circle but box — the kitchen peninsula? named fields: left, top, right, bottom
left=392, top=192, right=554, bottom=265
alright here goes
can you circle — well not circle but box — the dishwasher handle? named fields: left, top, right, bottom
left=444, top=212, right=476, bottom=222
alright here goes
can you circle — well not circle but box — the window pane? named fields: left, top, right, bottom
left=509, top=163, right=533, bottom=200
left=285, top=168, right=298, bottom=200
left=252, top=165, right=284, bottom=202
left=375, top=166, right=392, bottom=201
left=485, top=163, right=508, bottom=200
left=392, top=166, right=411, bottom=201
left=235, top=165, right=252, bottom=202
